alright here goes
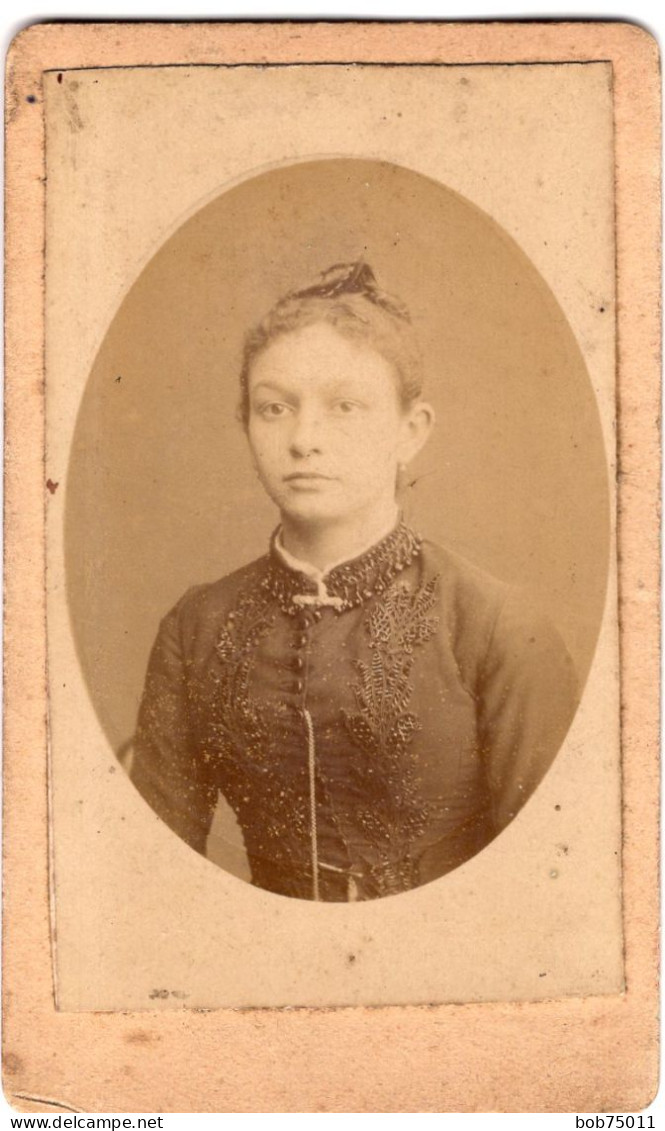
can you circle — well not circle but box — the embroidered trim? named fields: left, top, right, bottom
left=262, top=520, right=422, bottom=614
left=209, top=580, right=312, bottom=870
left=212, top=581, right=276, bottom=758
left=342, top=575, right=440, bottom=896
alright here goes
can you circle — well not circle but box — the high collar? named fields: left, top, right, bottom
left=273, top=510, right=400, bottom=579
left=261, top=518, right=422, bottom=614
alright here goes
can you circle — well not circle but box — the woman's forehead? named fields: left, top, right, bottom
left=248, top=322, right=397, bottom=388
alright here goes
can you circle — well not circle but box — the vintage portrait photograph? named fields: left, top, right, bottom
left=44, top=60, right=624, bottom=1013
left=71, top=163, right=595, bottom=903
left=3, top=18, right=659, bottom=1116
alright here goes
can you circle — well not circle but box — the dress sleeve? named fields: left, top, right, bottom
left=477, top=589, right=579, bottom=832
left=130, top=597, right=219, bottom=855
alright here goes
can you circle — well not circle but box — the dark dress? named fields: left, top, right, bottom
left=130, top=521, right=578, bottom=901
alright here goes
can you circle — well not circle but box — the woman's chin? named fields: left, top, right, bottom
left=281, top=504, right=344, bottom=527
left=277, top=493, right=353, bottom=527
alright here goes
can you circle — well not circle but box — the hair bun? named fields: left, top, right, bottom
left=291, top=261, right=411, bottom=322
left=291, top=261, right=375, bottom=300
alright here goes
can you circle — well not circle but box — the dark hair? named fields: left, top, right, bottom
left=238, top=262, right=424, bottom=426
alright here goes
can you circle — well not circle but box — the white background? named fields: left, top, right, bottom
left=1, top=0, right=662, bottom=1125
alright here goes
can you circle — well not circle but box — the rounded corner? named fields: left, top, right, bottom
left=5, top=21, right=44, bottom=70
left=613, top=19, right=662, bottom=65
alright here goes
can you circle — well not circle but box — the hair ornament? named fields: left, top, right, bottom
left=289, top=261, right=412, bottom=323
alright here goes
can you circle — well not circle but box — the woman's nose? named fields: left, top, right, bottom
left=288, top=411, right=323, bottom=457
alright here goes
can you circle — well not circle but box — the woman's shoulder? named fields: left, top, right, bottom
left=419, top=537, right=576, bottom=686
left=166, top=554, right=270, bottom=629
left=419, top=538, right=511, bottom=616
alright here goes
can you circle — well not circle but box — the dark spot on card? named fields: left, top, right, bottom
left=125, top=1029, right=156, bottom=1044
left=26, top=95, right=37, bottom=104
left=46, top=478, right=59, bottom=495
left=3, top=1052, right=23, bottom=1074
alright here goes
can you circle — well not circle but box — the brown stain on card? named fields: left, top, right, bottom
left=124, top=1029, right=159, bottom=1045
left=3, top=1051, right=23, bottom=1074
left=64, top=80, right=84, bottom=133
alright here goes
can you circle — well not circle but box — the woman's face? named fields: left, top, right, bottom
left=246, top=322, right=430, bottom=527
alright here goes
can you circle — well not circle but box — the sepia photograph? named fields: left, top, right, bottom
left=44, top=59, right=623, bottom=1012
left=70, top=165, right=596, bottom=903
left=3, top=19, right=659, bottom=1115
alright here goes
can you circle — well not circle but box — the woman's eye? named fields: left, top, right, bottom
left=258, top=402, right=289, bottom=418
left=333, top=400, right=360, bottom=415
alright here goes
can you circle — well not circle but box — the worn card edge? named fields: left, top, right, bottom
left=3, top=20, right=660, bottom=1114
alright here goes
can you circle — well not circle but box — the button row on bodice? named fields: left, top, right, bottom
left=291, top=610, right=317, bottom=699
left=294, top=609, right=322, bottom=630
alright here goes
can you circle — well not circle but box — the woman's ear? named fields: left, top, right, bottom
left=398, top=401, right=436, bottom=466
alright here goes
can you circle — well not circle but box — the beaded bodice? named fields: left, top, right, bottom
left=131, top=526, right=579, bottom=902
left=190, top=521, right=492, bottom=901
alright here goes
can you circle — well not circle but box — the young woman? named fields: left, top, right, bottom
left=131, top=261, right=578, bottom=902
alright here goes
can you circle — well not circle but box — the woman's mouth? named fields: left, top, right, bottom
left=284, top=472, right=335, bottom=481
left=283, top=472, right=336, bottom=489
